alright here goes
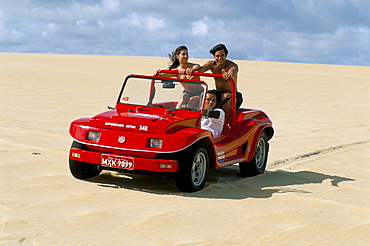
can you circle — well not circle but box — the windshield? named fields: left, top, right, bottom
left=119, top=77, right=207, bottom=110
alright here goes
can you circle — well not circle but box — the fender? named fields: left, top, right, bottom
left=246, top=125, right=271, bottom=162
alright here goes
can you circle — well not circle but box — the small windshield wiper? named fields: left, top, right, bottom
left=138, top=106, right=151, bottom=111
left=177, top=107, right=198, bottom=111
left=166, top=107, right=198, bottom=116
left=139, top=104, right=171, bottom=110
left=154, top=105, right=171, bottom=108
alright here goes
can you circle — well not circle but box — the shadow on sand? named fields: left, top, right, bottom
left=87, top=165, right=355, bottom=199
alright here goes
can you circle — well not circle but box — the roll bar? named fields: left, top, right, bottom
left=154, top=70, right=236, bottom=126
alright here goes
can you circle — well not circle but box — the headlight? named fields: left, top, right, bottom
left=87, top=131, right=101, bottom=142
left=149, top=138, right=162, bottom=148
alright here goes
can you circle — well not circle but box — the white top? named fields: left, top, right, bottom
left=201, top=108, right=225, bottom=139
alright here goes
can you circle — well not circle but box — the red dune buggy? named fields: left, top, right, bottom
left=69, top=70, right=274, bottom=192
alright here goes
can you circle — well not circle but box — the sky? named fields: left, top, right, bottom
left=1, top=0, right=370, bottom=66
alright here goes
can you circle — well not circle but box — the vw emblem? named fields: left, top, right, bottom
left=118, top=136, right=126, bottom=143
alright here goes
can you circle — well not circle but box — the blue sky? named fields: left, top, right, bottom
left=1, top=0, right=370, bottom=66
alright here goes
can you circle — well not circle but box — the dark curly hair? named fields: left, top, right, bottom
left=207, top=89, right=222, bottom=104
left=168, top=45, right=188, bottom=70
left=209, top=44, right=228, bottom=56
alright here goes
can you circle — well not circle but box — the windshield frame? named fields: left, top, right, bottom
left=117, top=75, right=208, bottom=111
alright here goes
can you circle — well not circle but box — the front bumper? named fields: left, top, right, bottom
left=69, top=148, right=178, bottom=172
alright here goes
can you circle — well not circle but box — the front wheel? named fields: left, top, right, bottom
left=239, top=132, right=269, bottom=177
left=69, top=141, right=101, bottom=179
left=175, top=145, right=209, bottom=192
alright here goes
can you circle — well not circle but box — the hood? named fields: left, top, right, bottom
left=90, top=110, right=198, bottom=134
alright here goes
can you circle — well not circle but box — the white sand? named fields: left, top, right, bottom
left=1, top=53, right=369, bottom=245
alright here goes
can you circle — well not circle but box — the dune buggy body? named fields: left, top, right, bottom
left=69, top=70, right=274, bottom=192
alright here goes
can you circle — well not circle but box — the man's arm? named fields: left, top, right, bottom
left=190, top=60, right=213, bottom=73
left=222, top=62, right=238, bottom=80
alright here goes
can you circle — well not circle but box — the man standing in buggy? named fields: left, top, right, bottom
left=191, top=44, right=243, bottom=123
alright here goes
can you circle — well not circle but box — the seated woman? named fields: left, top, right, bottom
left=201, top=90, right=225, bottom=139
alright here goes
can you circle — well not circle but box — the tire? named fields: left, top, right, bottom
left=69, top=141, right=101, bottom=179
left=175, top=145, right=209, bottom=192
left=239, top=132, right=269, bottom=177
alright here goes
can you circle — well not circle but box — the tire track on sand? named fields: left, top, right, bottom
left=270, top=140, right=370, bottom=168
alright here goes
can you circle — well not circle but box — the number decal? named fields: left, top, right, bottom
left=139, top=125, right=148, bottom=131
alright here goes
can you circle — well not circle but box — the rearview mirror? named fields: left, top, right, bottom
left=162, top=81, right=175, bottom=89
left=207, top=110, right=220, bottom=119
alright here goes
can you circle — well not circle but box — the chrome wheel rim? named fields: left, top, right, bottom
left=255, top=137, right=266, bottom=169
left=191, top=151, right=207, bottom=187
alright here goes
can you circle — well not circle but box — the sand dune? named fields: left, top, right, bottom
left=1, top=53, right=369, bottom=245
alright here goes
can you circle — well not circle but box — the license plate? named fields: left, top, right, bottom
left=101, top=154, right=134, bottom=170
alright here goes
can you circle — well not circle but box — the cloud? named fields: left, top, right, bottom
left=102, top=0, right=120, bottom=10
left=192, top=18, right=208, bottom=36
left=0, top=0, right=370, bottom=66
left=121, top=13, right=165, bottom=32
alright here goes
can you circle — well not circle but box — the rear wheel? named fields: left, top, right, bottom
left=175, top=145, right=209, bottom=192
left=239, top=132, right=269, bottom=177
left=69, top=141, right=101, bottom=179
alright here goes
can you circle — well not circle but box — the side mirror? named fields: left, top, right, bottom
left=207, top=109, right=220, bottom=119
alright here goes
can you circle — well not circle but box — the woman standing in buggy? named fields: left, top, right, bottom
left=160, top=45, right=203, bottom=109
